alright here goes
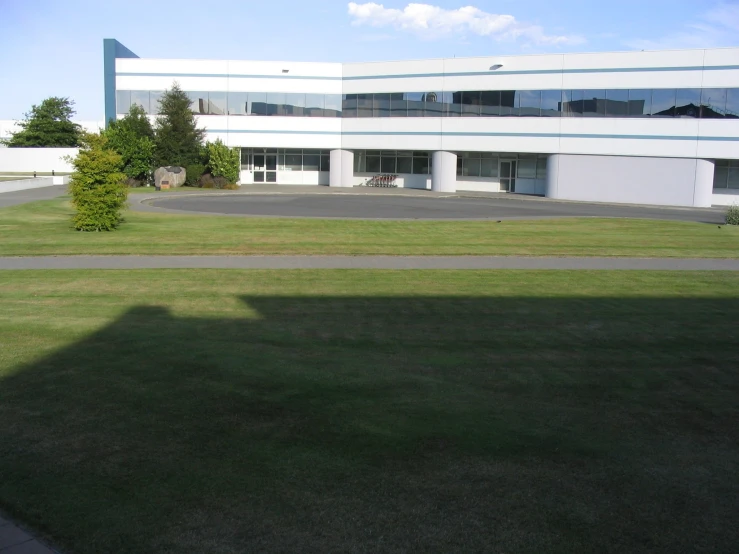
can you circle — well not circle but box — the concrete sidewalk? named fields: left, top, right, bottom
left=1, top=256, right=738, bottom=270
left=0, top=514, right=57, bottom=553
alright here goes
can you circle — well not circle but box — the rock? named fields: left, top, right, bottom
left=154, top=166, right=186, bottom=188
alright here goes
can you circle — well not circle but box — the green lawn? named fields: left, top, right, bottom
left=1, top=196, right=738, bottom=257
left=1, top=270, right=738, bottom=553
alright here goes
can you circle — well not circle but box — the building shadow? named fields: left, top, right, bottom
left=1, top=295, right=738, bottom=553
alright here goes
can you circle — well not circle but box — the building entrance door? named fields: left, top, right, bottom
left=500, top=160, right=517, bottom=192
left=253, top=153, right=277, bottom=183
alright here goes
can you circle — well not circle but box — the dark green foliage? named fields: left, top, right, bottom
left=3, top=97, right=81, bottom=147
left=726, top=204, right=739, bottom=225
left=104, top=105, right=155, bottom=183
left=206, top=139, right=240, bottom=184
left=68, top=134, right=128, bottom=231
left=200, top=173, right=238, bottom=189
left=184, top=163, right=206, bottom=186
left=153, top=83, right=205, bottom=168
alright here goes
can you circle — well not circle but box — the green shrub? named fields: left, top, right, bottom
left=199, top=172, right=238, bottom=189
left=185, top=163, right=206, bottom=187
left=206, top=139, right=240, bottom=184
left=726, top=204, right=739, bottom=226
left=68, top=134, right=127, bottom=231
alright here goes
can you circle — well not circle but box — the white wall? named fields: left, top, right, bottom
left=0, top=176, right=68, bottom=193
left=546, top=154, right=713, bottom=207
left=0, top=148, right=77, bottom=173
left=712, top=190, right=739, bottom=206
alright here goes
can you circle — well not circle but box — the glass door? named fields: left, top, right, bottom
left=499, top=160, right=517, bottom=192
left=253, top=153, right=277, bottom=183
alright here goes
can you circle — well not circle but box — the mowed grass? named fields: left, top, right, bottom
left=1, top=269, right=738, bottom=553
left=0, top=196, right=737, bottom=257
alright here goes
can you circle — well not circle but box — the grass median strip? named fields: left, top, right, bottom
left=0, top=197, right=737, bottom=257
left=1, top=269, right=738, bottom=553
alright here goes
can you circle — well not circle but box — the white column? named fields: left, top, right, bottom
left=693, top=159, right=714, bottom=207
left=431, top=151, right=457, bottom=193
left=545, top=154, right=560, bottom=199
left=330, top=149, right=354, bottom=188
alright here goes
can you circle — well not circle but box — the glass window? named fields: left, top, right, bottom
left=240, top=148, right=251, bottom=169
left=283, top=153, right=302, bottom=171
left=676, top=89, right=701, bottom=118
left=249, top=92, right=267, bottom=116
left=424, top=92, right=444, bottom=117
left=517, top=156, right=537, bottom=179
left=700, top=89, right=727, bottom=118
left=518, top=90, right=541, bottom=116
left=342, top=94, right=357, bottom=118
left=305, top=94, right=325, bottom=117
left=303, top=154, right=320, bottom=171
left=116, top=90, right=131, bottom=114
left=353, top=151, right=366, bottom=172
left=540, top=90, right=561, bottom=117
left=131, top=91, right=151, bottom=114
left=583, top=90, right=606, bottom=117
left=628, top=89, right=651, bottom=117
left=284, top=93, right=305, bottom=117
left=412, top=156, right=430, bottom=174
left=729, top=163, right=739, bottom=189
left=447, top=91, right=462, bottom=116
left=324, top=94, right=342, bottom=118
left=228, top=92, right=249, bottom=115
left=651, top=89, right=676, bottom=117
left=357, top=94, right=373, bottom=118
left=714, top=161, right=729, bottom=188
left=726, top=89, right=739, bottom=119
left=366, top=155, right=381, bottom=173
left=207, top=91, right=226, bottom=115
left=605, top=90, right=629, bottom=116
left=267, top=92, right=286, bottom=116
left=373, top=93, right=391, bottom=117
left=479, top=157, right=496, bottom=177
left=462, top=158, right=481, bottom=177
left=390, top=93, right=407, bottom=117
left=148, top=91, right=164, bottom=115
left=500, top=91, right=517, bottom=116
left=407, top=92, right=425, bottom=117
left=320, top=155, right=330, bottom=172
left=396, top=156, right=412, bottom=173
left=381, top=155, right=396, bottom=173
left=536, top=157, right=547, bottom=179
left=461, top=91, right=481, bottom=116
left=480, top=90, right=501, bottom=116
left=563, top=90, right=583, bottom=117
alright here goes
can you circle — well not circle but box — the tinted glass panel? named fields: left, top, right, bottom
left=651, top=89, right=676, bottom=117
left=536, top=157, right=547, bottom=179
left=406, top=92, right=425, bottom=117
left=518, top=90, right=541, bottom=116
left=726, top=89, right=739, bottom=118
left=186, top=92, right=207, bottom=115
left=480, top=90, right=501, bottom=116
left=517, top=157, right=537, bottom=178
left=374, top=93, right=391, bottom=117
left=583, top=90, right=605, bottom=117
left=479, top=158, right=495, bottom=177
left=563, top=90, right=583, bottom=117
left=303, top=154, right=320, bottom=171
left=540, top=90, right=561, bottom=117
left=320, top=155, right=330, bottom=172
left=131, top=91, right=151, bottom=114
left=461, top=91, right=480, bottom=116
left=448, top=91, right=462, bottom=116
left=381, top=156, right=396, bottom=173
left=462, top=159, right=481, bottom=177
left=396, top=157, right=413, bottom=173
left=390, top=95, right=407, bottom=117
left=324, top=94, right=342, bottom=117
left=500, top=91, right=516, bottom=116
left=605, top=90, right=629, bottom=116
left=714, top=164, right=729, bottom=188
left=249, top=92, right=267, bottom=115
left=284, top=93, right=305, bottom=116
left=282, top=153, right=302, bottom=171
left=208, top=91, right=226, bottom=115
left=366, top=155, right=381, bottom=173
left=342, top=94, right=358, bottom=118
left=357, top=94, right=373, bottom=117
left=424, top=92, right=444, bottom=116
left=228, top=92, right=248, bottom=115
left=412, top=156, right=429, bottom=174
left=267, top=92, right=286, bottom=116
left=305, top=94, right=325, bottom=117
left=700, top=89, right=727, bottom=118
left=628, top=89, right=651, bottom=117
left=676, top=89, right=701, bottom=118
left=116, top=90, right=131, bottom=114
left=729, top=165, right=739, bottom=189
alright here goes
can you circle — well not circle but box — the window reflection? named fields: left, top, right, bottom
left=676, top=89, right=701, bottom=118
left=228, top=92, right=248, bottom=115
left=627, top=89, right=651, bottom=117
left=701, top=89, right=727, bottom=118
left=116, top=90, right=131, bottom=114
left=651, top=89, right=676, bottom=117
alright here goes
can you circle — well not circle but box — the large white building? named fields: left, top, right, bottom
left=105, top=39, right=739, bottom=207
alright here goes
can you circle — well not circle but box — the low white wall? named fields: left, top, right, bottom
left=0, top=175, right=69, bottom=193
left=0, top=148, right=77, bottom=173
left=712, top=190, right=739, bottom=206
left=352, top=173, right=431, bottom=189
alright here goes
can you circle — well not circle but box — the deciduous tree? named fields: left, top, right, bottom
left=4, top=97, right=82, bottom=147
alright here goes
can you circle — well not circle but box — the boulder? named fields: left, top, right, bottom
left=154, top=166, right=186, bottom=188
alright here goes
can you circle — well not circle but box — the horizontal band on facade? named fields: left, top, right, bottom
left=116, top=65, right=739, bottom=82
left=206, top=129, right=739, bottom=141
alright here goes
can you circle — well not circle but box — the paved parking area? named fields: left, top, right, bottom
left=0, top=186, right=66, bottom=209
left=140, top=191, right=725, bottom=223
left=0, top=514, right=56, bottom=553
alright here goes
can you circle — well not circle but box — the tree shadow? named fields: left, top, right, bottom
left=1, top=295, right=738, bottom=553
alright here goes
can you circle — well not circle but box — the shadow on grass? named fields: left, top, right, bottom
left=1, top=296, right=738, bottom=553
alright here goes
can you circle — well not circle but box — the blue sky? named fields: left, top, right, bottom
left=1, top=0, right=738, bottom=120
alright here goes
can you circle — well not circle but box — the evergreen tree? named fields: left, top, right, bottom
left=153, top=83, right=205, bottom=169
left=4, top=97, right=81, bottom=147
left=69, top=133, right=128, bottom=231
left=104, top=105, right=155, bottom=184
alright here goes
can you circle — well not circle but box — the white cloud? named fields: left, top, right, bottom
left=625, top=2, right=739, bottom=50
left=346, top=2, right=585, bottom=46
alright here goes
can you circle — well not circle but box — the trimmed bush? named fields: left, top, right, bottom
left=206, top=139, right=240, bottom=185
left=185, top=163, right=206, bottom=187
left=726, top=204, right=739, bottom=226
left=69, top=134, right=127, bottom=231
